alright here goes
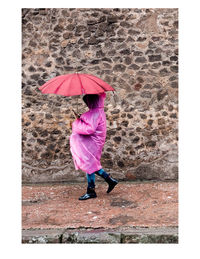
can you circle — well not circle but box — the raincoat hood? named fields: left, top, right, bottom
left=83, top=93, right=106, bottom=109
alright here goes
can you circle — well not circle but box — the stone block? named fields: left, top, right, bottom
left=22, top=229, right=63, bottom=243
left=62, top=231, right=121, bottom=243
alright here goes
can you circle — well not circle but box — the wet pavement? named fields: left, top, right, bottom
left=22, top=181, right=178, bottom=230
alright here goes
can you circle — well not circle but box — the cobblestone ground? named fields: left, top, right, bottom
left=22, top=181, right=178, bottom=243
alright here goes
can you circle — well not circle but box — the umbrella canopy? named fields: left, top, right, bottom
left=39, top=73, right=115, bottom=97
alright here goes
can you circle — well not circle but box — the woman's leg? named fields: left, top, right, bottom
left=95, top=168, right=109, bottom=179
left=95, top=168, right=118, bottom=193
left=86, top=172, right=95, bottom=189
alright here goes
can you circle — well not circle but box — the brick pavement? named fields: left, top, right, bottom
left=22, top=181, right=178, bottom=243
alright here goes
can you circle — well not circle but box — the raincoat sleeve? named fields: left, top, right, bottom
left=72, top=112, right=101, bottom=135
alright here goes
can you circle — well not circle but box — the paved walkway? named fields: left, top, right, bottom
left=22, top=181, right=178, bottom=243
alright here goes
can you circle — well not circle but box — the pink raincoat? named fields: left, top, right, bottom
left=69, top=93, right=107, bottom=174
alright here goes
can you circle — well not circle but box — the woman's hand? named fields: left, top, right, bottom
left=72, top=109, right=81, bottom=119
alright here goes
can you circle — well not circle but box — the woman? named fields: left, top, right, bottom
left=69, top=93, right=118, bottom=200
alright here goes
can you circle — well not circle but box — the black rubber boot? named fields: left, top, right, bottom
left=105, top=175, right=118, bottom=193
left=79, top=187, right=97, bottom=200
left=95, top=170, right=118, bottom=193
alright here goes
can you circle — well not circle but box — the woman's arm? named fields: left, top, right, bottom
left=72, top=111, right=100, bottom=135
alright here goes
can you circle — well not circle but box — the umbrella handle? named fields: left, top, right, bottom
left=76, top=95, right=79, bottom=114
left=76, top=93, right=84, bottom=115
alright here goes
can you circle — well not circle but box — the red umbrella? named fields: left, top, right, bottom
left=39, top=73, right=115, bottom=96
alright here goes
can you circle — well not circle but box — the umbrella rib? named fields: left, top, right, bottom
left=77, top=73, right=85, bottom=94
left=68, top=74, right=78, bottom=96
left=81, top=74, right=107, bottom=92
left=53, top=78, right=67, bottom=95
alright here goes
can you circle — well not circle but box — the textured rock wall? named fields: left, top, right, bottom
left=22, top=8, right=178, bottom=183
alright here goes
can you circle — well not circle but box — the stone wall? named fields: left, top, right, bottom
left=22, top=8, right=178, bottom=183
